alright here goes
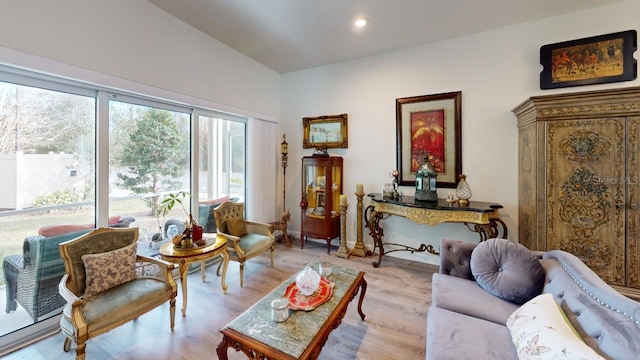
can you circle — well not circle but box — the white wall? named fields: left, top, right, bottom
left=0, top=0, right=281, bottom=120
left=281, top=0, right=640, bottom=265
left=0, top=0, right=283, bottom=220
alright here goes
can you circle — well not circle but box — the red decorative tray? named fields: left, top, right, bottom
left=283, top=277, right=334, bottom=311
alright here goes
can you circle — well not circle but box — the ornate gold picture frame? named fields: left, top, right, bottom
left=303, top=114, right=348, bottom=149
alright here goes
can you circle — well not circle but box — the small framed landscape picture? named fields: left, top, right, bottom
left=303, top=114, right=348, bottom=149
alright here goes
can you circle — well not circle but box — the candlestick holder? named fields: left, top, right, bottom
left=351, top=188, right=370, bottom=257
left=336, top=204, right=350, bottom=258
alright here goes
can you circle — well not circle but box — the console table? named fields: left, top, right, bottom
left=365, top=193, right=507, bottom=267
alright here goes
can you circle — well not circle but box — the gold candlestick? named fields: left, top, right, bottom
left=351, top=187, right=370, bottom=257
left=336, top=204, right=350, bottom=258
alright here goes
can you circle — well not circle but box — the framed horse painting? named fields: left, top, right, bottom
left=540, top=30, right=637, bottom=89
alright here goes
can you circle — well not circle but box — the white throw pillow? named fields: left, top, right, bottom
left=506, top=293, right=604, bottom=360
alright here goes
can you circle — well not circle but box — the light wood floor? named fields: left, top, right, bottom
left=3, top=240, right=437, bottom=360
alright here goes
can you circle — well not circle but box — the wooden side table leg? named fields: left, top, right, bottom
left=178, top=260, right=189, bottom=316
left=220, top=250, right=229, bottom=294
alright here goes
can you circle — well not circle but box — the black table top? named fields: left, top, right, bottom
left=367, top=193, right=502, bottom=213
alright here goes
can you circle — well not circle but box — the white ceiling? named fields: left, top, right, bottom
left=147, top=0, right=625, bottom=74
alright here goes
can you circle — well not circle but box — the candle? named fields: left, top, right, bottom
left=356, top=183, right=364, bottom=194
left=340, top=194, right=347, bottom=206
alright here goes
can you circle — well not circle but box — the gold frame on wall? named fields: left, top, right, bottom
left=303, top=114, right=348, bottom=149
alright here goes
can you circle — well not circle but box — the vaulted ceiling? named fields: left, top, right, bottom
left=147, top=0, right=625, bottom=73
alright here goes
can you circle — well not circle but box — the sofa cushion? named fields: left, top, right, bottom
left=507, top=293, right=604, bottom=360
left=427, top=306, right=517, bottom=360
left=81, top=242, right=138, bottom=298
left=470, top=238, right=545, bottom=305
left=227, top=218, right=248, bottom=237
left=432, top=272, right=518, bottom=325
left=60, top=277, right=172, bottom=337
left=38, top=224, right=94, bottom=237
left=439, top=238, right=476, bottom=280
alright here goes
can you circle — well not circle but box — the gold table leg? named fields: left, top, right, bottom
left=178, top=260, right=189, bottom=316
left=220, top=249, right=229, bottom=294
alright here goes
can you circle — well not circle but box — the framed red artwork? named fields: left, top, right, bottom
left=396, top=91, right=461, bottom=188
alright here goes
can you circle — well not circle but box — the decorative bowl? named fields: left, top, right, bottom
left=295, top=266, right=321, bottom=296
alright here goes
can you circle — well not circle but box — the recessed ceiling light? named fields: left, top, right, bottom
left=355, top=18, right=368, bottom=28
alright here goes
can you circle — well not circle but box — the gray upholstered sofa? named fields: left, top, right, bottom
left=426, top=238, right=640, bottom=360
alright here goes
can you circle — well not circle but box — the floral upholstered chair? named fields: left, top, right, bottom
left=3, top=217, right=134, bottom=322
left=58, top=227, right=177, bottom=360
left=214, top=202, right=275, bottom=287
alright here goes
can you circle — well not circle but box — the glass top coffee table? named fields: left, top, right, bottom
left=217, top=262, right=367, bottom=360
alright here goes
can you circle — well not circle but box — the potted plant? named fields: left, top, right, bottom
left=151, top=191, right=204, bottom=248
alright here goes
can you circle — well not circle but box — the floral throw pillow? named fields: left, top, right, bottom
left=81, top=242, right=138, bottom=298
left=226, top=218, right=248, bottom=237
left=506, top=293, right=605, bottom=360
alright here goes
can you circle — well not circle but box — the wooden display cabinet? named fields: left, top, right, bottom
left=300, top=156, right=343, bottom=254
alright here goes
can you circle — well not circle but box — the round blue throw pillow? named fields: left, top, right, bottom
left=470, top=238, right=545, bottom=305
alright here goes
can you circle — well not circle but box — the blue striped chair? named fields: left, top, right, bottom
left=3, top=229, right=90, bottom=321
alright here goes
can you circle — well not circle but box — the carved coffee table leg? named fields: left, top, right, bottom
left=357, top=277, right=367, bottom=320
left=216, top=335, right=230, bottom=360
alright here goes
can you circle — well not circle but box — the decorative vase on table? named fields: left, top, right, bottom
left=295, top=266, right=321, bottom=296
left=455, top=174, right=472, bottom=206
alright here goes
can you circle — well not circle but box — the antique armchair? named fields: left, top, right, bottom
left=58, top=227, right=177, bottom=360
left=214, top=202, right=275, bottom=287
left=3, top=217, right=134, bottom=322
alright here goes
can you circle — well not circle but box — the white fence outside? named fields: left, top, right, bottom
left=0, top=153, right=86, bottom=210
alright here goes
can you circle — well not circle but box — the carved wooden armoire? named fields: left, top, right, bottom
left=513, top=87, right=640, bottom=299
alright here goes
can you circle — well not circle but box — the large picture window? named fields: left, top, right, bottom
left=0, top=68, right=248, bottom=352
left=0, top=79, right=96, bottom=337
left=108, top=97, right=191, bottom=242
left=198, top=113, right=246, bottom=204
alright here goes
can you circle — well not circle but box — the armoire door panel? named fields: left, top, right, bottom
left=546, top=118, right=626, bottom=285
left=518, top=125, right=537, bottom=250
left=627, top=117, right=640, bottom=288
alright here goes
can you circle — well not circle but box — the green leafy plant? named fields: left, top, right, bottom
left=152, top=191, right=191, bottom=241
left=158, top=191, right=190, bottom=218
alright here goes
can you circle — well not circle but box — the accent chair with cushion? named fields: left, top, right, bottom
left=58, top=227, right=177, bottom=360
left=214, top=201, right=275, bottom=287
left=3, top=218, right=134, bottom=322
